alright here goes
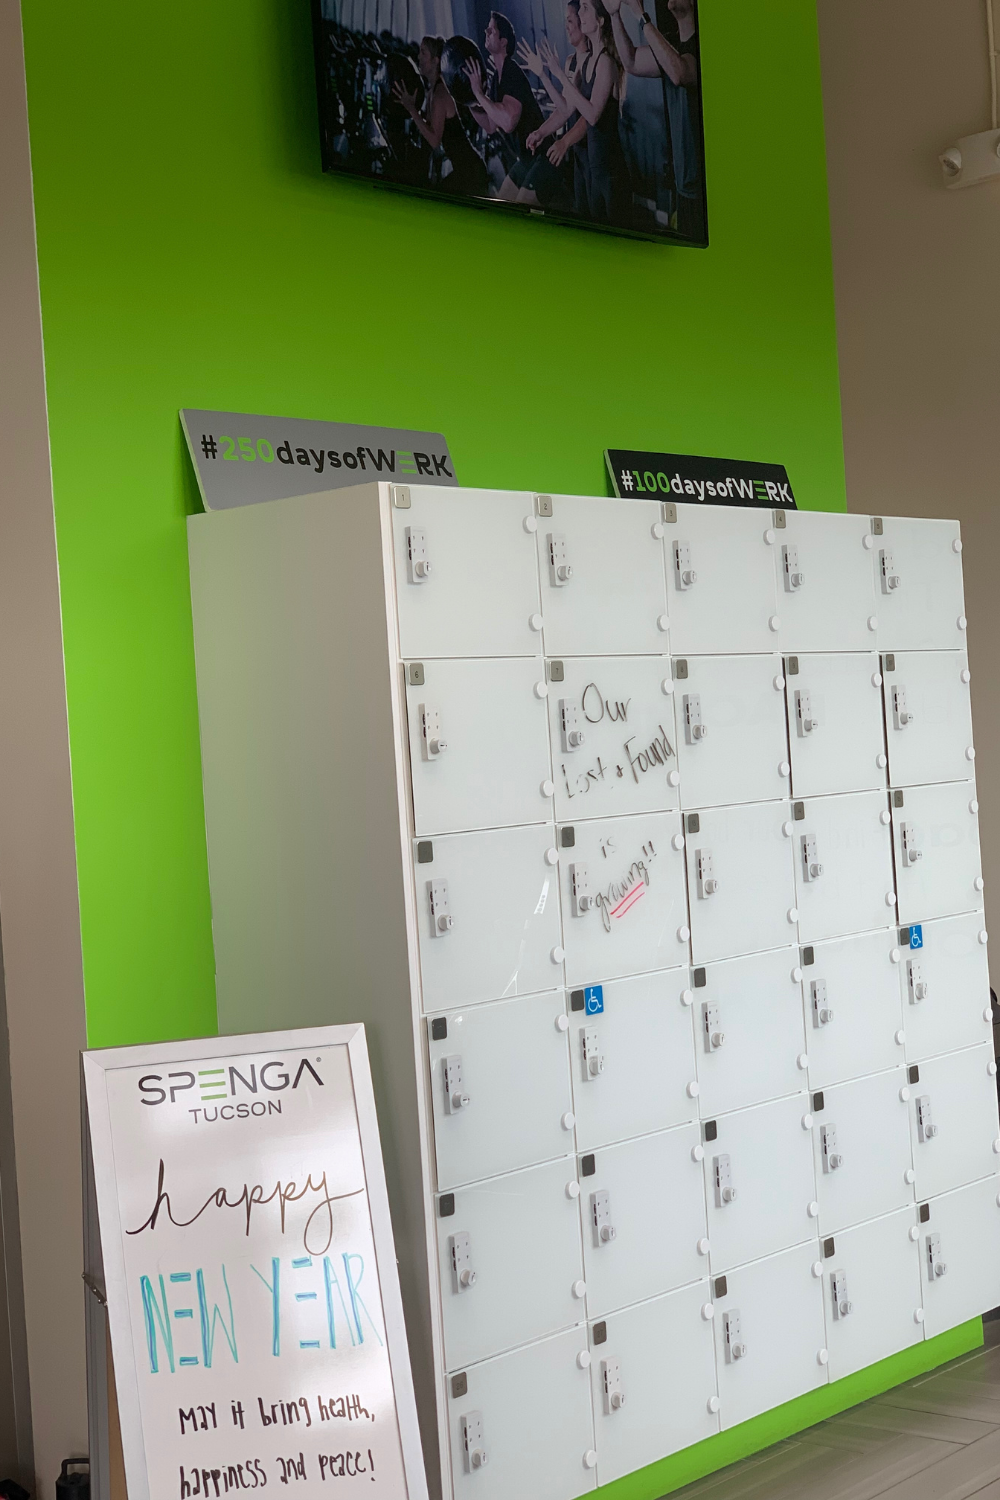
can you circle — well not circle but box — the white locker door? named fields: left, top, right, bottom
left=672, top=653, right=789, bottom=810
left=390, top=485, right=542, bottom=659
left=536, top=495, right=669, bottom=657
left=684, top=802, right=797, bottom=964
left=822, top=1208, right=924, bottom=1382
left=547, top=656, right=679, bottom=822
left=898, top=913, right=992, bottom=1064
left=436, top=1159, right=584, bottom=1370
left=792, top=791, right=896, bottom=944
left=907, top=1044, right=1000, bottom=1201
left=448, top=1328, right=597, bottom=1500
left=802, top=931, right=904, bottom=1090
left=703, top=1094, right=816, bottom=1270
left=785, top=653, right=886, bottom=799
left=570, top=969, right=699, bottom=1152
left=580, top=1125, right=706, bottom=1317
left=666, top=504, right=779, bottom=655
left=589, top=1281, right=719, bottom=1484
left=812, top=1070, right=912, bottom=1235
left=891, top=781, right=983, bottom=925
left=917, top=1176, right=1000, bottom=1339
left=712, top=1243, right=827, bottom=1430
left=871, top=516, right=967, bottom=653
left=768, top=511, right=876, bottom=653
left=882, top=651, right=975, bottom=788
left=414, top=826, right=564, bottom=1011
left=405, top=657, right=552, bottom=835
left=427, top=993, right=573, bottom=1190
left=559, top=811, right=689, bottom=985
left=693, top=947, right=805, bottom=1118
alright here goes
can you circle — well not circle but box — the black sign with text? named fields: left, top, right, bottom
left=605, top=450, right=797, bottom=509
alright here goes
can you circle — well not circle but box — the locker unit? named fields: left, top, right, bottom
left=188, top=485, right=1000, bottom=1500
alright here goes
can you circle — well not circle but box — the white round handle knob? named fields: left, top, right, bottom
left=877, top=754, right=888, bottom=770
left=782, top=821, right=793, bottom=838
left=572, top=1280, right=587, bottom=1298
left=914, top=1308, right=925, bottom=1325
left=764, top=528, right=776, bottom=545
left=556, top=1014, right=570, bottom=1032
left=687, top=1081, right=700, bottom=1098
left=769, top=615, right=781, bottom=632
left=681, top=989, right=694, bottom=1007
left=691, top=1144, right=705, bottom=1162
left=545, top=847, right=559, bottom=865
left=958, top=615, right=968, bottom=630
left=797, top=1053, right=809, bottom=1070
left=779, top=760, right=790, bottom=777
left=566, top=1179, right=580, bottom=1198
left=953, top=537, right=963, bottom=553
left=773, top=674, right=785, bottom=692
left=561, top=1111, right=575, bottom=1130
left=551, top=945, right=565, bottom=964
left=900, top=1086, right=911, bottom=1102
left=672, top=833, right=685, bottom=851
left=697, top=1237, right=711, bottom=1255
left=534, top=681, right=549, bottom=699
left=962, top=668, right=972, bottom=683
left=807, top=1201, right=820, bottom=1218
left=971, top=799, right=980, bottom=814
left=863, top=534, right=875, bottom=550
left=788, top=907, right=799, bottom=924
left=817, top=1349, right=829, bottom=1366
left=909, top=1226, right=919, bottom=1242
left=651, top=521, right=665, bottom=539
left=791, top=966, right=803, bottom=983
left=523, top=515, right=538, bottom=533
left=657, top=614, right=670, bottom=633
left=895, top=1029, right=906, bottom=1045
left=541, top=779, right=555, bottom=798
left=668, top=769, right=681, bottom=787
left=880, top=810, right=891, bottom=825
left=905, top=1168, right=915, bottom=1184
left=577, top=1351, right=591, bottom=1370
left=529, top=612, right=543, bottom=630
left=886, top=892, right=897, bottom=907
left=661, top=677, right=674, bottom=695
left=677, top=924, right=691, bottom=942
left=583, top=1451, right=598, bottom=1471
left=890, top=947, right=901, bottom=963
left=701, top=1303, right=715, bottom=1321
left=867, top=615, right=878, bottom=632
left=872, top=671, right=883, bottom=687
left=801, top=1113, right=814, bottom=1131
left=707, top=1395, right=721, bottom=1414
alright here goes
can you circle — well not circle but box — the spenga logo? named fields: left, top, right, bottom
left=138, top=1057, right=324, bottom=1125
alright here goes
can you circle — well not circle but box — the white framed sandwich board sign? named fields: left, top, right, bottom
left=82, top=1024, right=427, bottom=1500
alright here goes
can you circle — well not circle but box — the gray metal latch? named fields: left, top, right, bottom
left=582, top=1026, right=604, bottom=1080
left=570, top=862, right=595, bottom=917
left=831, top=1269, right=852, bottom=1319
left=696, top=848, right=719, bottom=899
left=821, top=1122, right=843, bottom=1172
left=907, top=960, right=928, bottom=1003
left=674, top=540, right=697, bottom=590
left=602, top=1356, right=625, bottom=1413
left=782, top=544, right=805, bottom=591
left=927, top=1232, right=948, bottom=1279
left=560, top=699, right=586, bottom=752
left=702, top=1001, right=725, bottom=1052
left=714, top=1153, right=737, bottom=1207
left=802, top=833, right=823, bottom=881
left=591, top=1189, right=616, bottom=1246
left=916, top=1093, right=938, bottom=1142
left=795, top=689, right=819, bottom=736
left=684, top=693, right=708, bottom=743
left=449, top=1230, right=477, bottom=1291
left=880, top=548, right=901, bottom=593
left=723, top=1308, right=747, bottom=1362
left=892, top=684, right=914, bottom=730
left=547, top=532, right=573, bottom=586
left=461, top=1412, right=488, bottom=1472
left=811, top=978, right=834, bottom=1027
left=405, top=526, right=432, bottom=583
left=443, top=1055, right=470, bottom=1115
left=428, top=879, right=453, bottom=936
left=419, top=704, right=448, bottom=759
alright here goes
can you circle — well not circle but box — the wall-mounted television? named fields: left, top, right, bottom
left=311, top=0, right=707, bottom=245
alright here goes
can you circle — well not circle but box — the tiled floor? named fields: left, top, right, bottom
left=671, top=1319, right=1000, bottom=1500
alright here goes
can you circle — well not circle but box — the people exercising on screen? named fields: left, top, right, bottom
left=464, top=12, right=544, bottom=195
left=512, top=2, right=590, bottom=212
left=393, top=35, right=488, bottom=196
left=539, top=0, right=628, bottom=223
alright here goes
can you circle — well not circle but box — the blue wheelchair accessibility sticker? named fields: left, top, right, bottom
left=584, top=985, right=605, bottom=1016
left=909, top=924, right=923, bottom=949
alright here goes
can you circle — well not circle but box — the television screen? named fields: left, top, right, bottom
left=311, top=0, right=707, bottom=245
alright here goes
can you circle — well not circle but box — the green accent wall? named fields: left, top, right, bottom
left=19, top=0, right=845, bottom=1048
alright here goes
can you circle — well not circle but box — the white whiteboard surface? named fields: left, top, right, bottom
left=83, top=1024, right=427, bottom=1500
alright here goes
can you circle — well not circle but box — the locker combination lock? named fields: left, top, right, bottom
left=405, top=526, right=432, bottom=583
left=419, top=704, right=448, bottom=759
left=907, top=960, right=928, bottom=1003
left=811, top=978, right=834, bottom=1027
left=892, top=684, right=914, bottom=731
left=879, top=548, right=901, bottom=593
left=428, top=879, right=454, bottom=936
left=461, top=1412, right=488, bottom=1472
left=795, top=689, right=819, bottom=736
left=926, top=1232, right=948, bottom=1279
left=916, top=1094, right=939, bottom=1142
left=714, top=1153, right=737, bottom=1206
left=831, top=1269, right=852, bottom=1319
left=602, top=1356, right=626, bottom=1413
left=449, top=1230, right=477, bottom=1291
left=901, top=823, right=922, bottom=866
left=582, top=1026, right=604, bottom=1080
left=820, top=1123, right=843, bottom=1173
left=591, top=1189, right=616, bottom=1245
left=560, top=700, right=586, bottom=752
left=723, top=1309, right=747, bottom=1362
left=782, top=544, right=805, bottom=591
left=547, top=533, right=573, bottom=586
left=571, top=862, right=595, bottom=917
left=801, top=834, right=824, bottom=882
left=674, top=540, right=697, bottom=590
left=696, top=849, right=719, bottom=900
left=443, top=1055, right=471, bottom=1114
left=702, top=1002, right=725, bottom=1052
left=684, top=693, right=708, bottom=744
